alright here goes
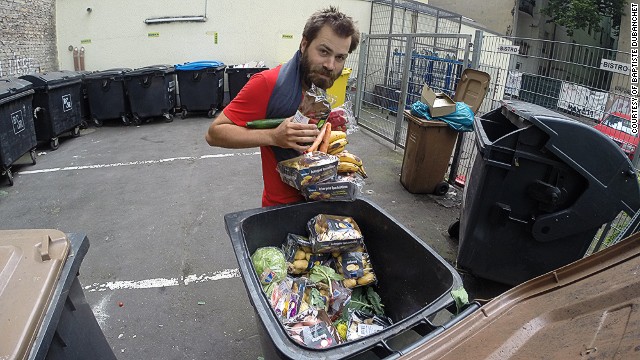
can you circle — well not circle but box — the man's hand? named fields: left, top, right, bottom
left=270, top=117, right=320, bottom=153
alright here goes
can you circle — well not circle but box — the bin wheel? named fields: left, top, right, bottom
left=121, top=115, right=131, bottom=126
left=50, top=137, right=59, bottom=150
left=71, top=126, right=81, bottom=138
left=93, top=118, right=103, bottom=128
left=132, top=115, right=142, bottom=126
left=448, top=220, right=460, bottom=240
left=181, top=109, right=188, bottom=119
left=434, top=181, right=450, bottom=196
left=164, top=113, right=174, bottom=123
left=207, top=109, right=216, bottom=118
left=80, top=120, right=89, bottom=129
left=5, top=168, right=14, bottom=186
left=30, top=148, right=37, bottom=165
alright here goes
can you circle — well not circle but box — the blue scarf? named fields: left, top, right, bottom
left=266, top=50, right=305, bottom=162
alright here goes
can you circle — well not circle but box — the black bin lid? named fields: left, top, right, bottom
left=125, top=65, right=174, bottom=77
left=84, top=68, right=132, bottom=80
left=20, top=71, right=83, bottom=89
left=0, top=77, right=34, bottom=103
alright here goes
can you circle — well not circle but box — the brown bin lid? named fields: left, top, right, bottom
left=403, top=232, right=640, bottom=359
left=404, top=110, right=449, bottom=128
left=0, top=230, right=70, bottom=360
left=453, top=69, right=490, bottom=113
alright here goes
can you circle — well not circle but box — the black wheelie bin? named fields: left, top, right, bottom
left=224, top=197, right=466, bottom=359
left=61, top=70, right=92, bottom=127
left=225, top=65, right=268, bottom=103
left=123, top=65, right=176, bottom=125
left=0, top=229, right=116, bottom=360
left=20, top=71, right=84, bottom=150
left=0, top=77, right=37, bottom=185
left=175, top=61, right=226, bottom=118
left=456, top=99, right=640, bottom=286
left=83, top=68, right=132, bottom=127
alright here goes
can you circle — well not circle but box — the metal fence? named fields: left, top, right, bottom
left=353, top=30, right=637, bottom=253
left=354, top=33, right=471, bottom=146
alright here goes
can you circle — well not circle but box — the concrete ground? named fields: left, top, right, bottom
left=0, top=114, right=500, bottom=359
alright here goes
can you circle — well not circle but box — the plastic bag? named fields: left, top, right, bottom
left=307, top=214, right=364, bottom=253
left=346, top=310, right=393, bottom=341
left=301, top=175, right=360, bottom=202
left=410, top=101, right=475, bottom=132
left=327, top=101, right=357, bottom=133
left=334, top=244, right=378, bottom=288
left=295, top=84, right=332, bottom=128
left=282, top=233, right=330, bottom=275
left=277, top=151, right=339, bottom=190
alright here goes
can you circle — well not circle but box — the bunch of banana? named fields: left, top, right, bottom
left=327, top=131, right=348, bottom=155
left=336, top=151, right=368, bottom=178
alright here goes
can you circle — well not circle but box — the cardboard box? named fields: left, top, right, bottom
left=420, top=86, right=456, bottom=117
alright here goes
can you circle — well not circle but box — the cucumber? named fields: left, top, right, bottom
left=246, top=118, right=285, bottom=129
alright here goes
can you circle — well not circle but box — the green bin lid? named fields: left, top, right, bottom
left=0, top=230, right=70, bottom=360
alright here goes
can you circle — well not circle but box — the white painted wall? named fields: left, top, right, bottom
left=55, top=0, right=371, bottom=71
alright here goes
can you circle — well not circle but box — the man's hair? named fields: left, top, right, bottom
left=302, top=6, right=360, bottom=53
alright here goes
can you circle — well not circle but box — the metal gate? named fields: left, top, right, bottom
left=353, top=33, right=471, bottom=147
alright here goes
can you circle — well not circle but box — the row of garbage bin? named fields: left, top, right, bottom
left=0, top=63, right=268, bottom=185
left=85, top=62, right=268, bottom=126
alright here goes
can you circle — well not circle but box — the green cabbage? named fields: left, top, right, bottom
left=251, top=247, right=287, bottom=295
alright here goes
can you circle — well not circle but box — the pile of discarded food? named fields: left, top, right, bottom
left=251, top=214, right=392, bottom=349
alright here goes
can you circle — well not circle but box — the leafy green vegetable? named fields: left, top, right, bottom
left=309, top=264, right=343, bottom=284
left=251, top=247, right=287, bottom=296
left=451, top=287, right=469, bottom=315
left=310, top=288, right=327, bottom=310
left=309, top=264, right=343, bottom=295
left=341, top=286, right=385, bottom=321
left=365, top=286, right=385, bottom=316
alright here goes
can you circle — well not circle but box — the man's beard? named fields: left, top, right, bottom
left=300, top=51, right=341, bottom=90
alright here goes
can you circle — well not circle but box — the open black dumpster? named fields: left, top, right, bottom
left=0, top=77, right=37, bottom=185
left=224, top=197, right=464, bottom=359
left=175, top=61, right=226, bottom=118
left=20, top=71, right=84, bottom=150
left=456, top=99, right=640, bottom=286
left=123, top=65, right=176, bottom=125
left=0, top=230, right=115, bottom=360
left=84, top=68, right=132, bottom=127
left=225, top=66, right=268, bottom=103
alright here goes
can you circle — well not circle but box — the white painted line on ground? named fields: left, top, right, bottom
left=83, top=268, right=241, bottom=292
left=17, top=151, right=261, bottom=175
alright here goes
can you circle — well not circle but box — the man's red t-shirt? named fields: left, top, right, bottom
left=223, top=66, right=304, bottom=207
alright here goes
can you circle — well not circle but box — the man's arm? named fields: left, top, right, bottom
left=205, top=111, right=320, bottom=153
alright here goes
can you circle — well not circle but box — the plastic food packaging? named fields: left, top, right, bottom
left=334, top=244, right=378, bottom=288
left=302, top=178, right=358, bottom=202
left=307, top=214, right=364, bottom=253
left=277, top=151, right=338, bottom=190
left=296, top=84, right=332, bottom=128
left=346, top=310, right=393, bottom=341
left=282, top=233, right=330, bottom=275
left=326, top=101, right=356, bottom=133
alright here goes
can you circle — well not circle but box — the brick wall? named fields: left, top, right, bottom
left=0, top=0, right=58, bottom=77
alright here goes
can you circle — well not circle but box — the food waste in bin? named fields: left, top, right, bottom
left=250, top=214, right=393, bottom=349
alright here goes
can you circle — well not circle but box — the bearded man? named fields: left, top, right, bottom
left=205, top=6, right=360, bottom=207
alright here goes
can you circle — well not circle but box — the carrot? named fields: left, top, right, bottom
left=306, top=123, right=328, bottom=153
left=318, top=122, right=332, bottom=153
